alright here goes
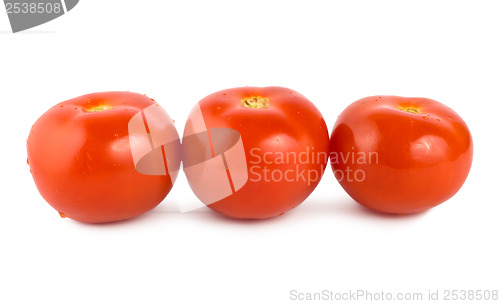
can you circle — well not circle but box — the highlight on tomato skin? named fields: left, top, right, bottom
left=182, top=86, right=330, bottom=219
left=329, top=95, right=473, bottom=214
left=26, top=91, right=180, bottom=223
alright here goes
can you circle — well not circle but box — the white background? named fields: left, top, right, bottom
left=1, top=1, right=499, bottom=303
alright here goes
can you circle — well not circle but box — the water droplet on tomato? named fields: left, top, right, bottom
left=58, top=212, right=67, bottom=218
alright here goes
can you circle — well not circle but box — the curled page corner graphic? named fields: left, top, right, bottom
left=64, top=0, right=78, bottom=11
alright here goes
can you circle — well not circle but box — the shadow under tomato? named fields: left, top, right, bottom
left=64, top=196, right=430, bottom=227
left=66, top=206, right=169, bottom=228
left=177, top=196, right=431, bottom=225
left=176, top=202, right=296, bottom=226
left=323, top=196, right=430, bottom=221
left=352, top=202, right=430, bottom=220
left=274, top=195, right=430, bottom=222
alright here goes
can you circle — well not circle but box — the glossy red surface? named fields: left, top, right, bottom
left=27, top=92, right=176, bottom=223
left=330, top=96, right=473, bottom=214
left=185, top=86, right=330, bottom=219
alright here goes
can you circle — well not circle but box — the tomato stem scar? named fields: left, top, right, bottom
left=86, top=105, right=114, bottom=112
left=399, top=106, right=421, bottom=114
left=241, top=96, right=270, bottom=109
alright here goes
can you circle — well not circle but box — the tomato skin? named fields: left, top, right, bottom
left=329, top=96, right=473, bottom=214
left=184, top=87, right=330, bottom=219
left=27, top=92, right=177, bottom=223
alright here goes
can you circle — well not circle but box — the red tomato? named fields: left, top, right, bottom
left=183, top=86, right=329, bottom=219
left=27, top=91, right=179, bottom=223
left=329, top=96, right=473, bottom=214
